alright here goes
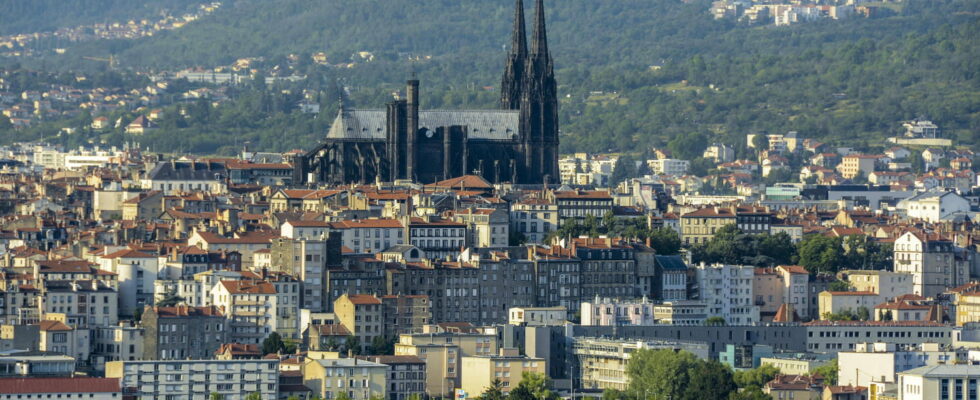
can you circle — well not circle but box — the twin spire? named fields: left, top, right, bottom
left=501, top=0, right=551, bottom=110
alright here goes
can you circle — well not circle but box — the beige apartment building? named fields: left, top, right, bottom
left=844, top=270, right=914, bottom=299
left=460, top=348, right=546, bottom=397
left=302, top=357, right=389, bottom=400
left=394, top=329, right=497, bottom=398
left=334, top=294, right=384, bottom=354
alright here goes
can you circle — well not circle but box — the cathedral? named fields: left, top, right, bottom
left=294, top=0, right=559, bottom=185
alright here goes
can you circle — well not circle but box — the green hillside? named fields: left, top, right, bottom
left=0, top=0, right=204, bottom=35
left=2, top=0, right=978, bottom=155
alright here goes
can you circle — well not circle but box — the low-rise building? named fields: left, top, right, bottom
left=572, top=337, right=710, bottom=391
left=838, top=342, right=958, bottom=388
left=460, top=348, right=546, bottom=396
left=357, top=355, right=426, bottom=400
left=896, top=364, right=980, bottom=400
left=508, top=306, right=567, bottom=327
left=105, top=358, right=279, bottom=399
left=0, top=377, right=121, bottom=399
left=302, top=357, right=388, bottom=400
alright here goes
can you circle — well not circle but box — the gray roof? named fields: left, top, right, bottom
left=898, top=364, right=980, bottom=377
left=326, top=109, right=520, bottom=141
left=147, top=161, right=227, bottom=181
left=655, top=255, right=688, bottom=271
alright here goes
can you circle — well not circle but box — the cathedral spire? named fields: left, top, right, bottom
left=510, top=0, right=528, bottom=59
left=530, top=0, right=549, bottom=58
left=500, top=0, right=527, bottom=110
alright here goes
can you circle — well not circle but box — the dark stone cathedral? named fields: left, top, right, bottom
left=294, top=0, right=559, bottom=185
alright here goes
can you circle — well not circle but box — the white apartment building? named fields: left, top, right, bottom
left=898, top=191, right=970, bottom=223
left=845, top=270, right=915, bottom=299
left=98, top=248, right=161, bottom=318
left=328, top=219, right=405, bottom=254
left=646, top=159, right=690, bottom=176
left=838, top=342, right=958, bottom=388
left=694, top=263, right=760, bottom=325
left=105, top=359, right=279, bottom=400
left=581, top=297, right=656, bottom=326
left=210, top=280, right=280, bottom=344
left=897, top=365, right=979, bottom=400
left=893, top=231, right=968, bottom=298
left=509, top=199, right=558, bottom=244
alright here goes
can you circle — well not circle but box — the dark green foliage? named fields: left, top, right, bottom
left=796, top=235, right=845, bottom=275
left=549, top=216, right=681, bottom=255
left=733, top=364, right=780, bottom=390
left=479, top=379, right=506, bottom=400
left=704, top=316, right=727, bottom=326
left=0, top=0, right=202, bottom=35
left=827, top=280, right=852, bottom=292
left=368, top=336, right=396, bottom=355
left=3, top=0, right=977, bottom=154
left=155, top=289, right=185, bottom=307
left=626, top=349, right=737, bottom=400
left=692, top=226, right=796, bottom=267
left=262, top=332, right=286, bottom=355
left=811, top=359, right=839, bottom=385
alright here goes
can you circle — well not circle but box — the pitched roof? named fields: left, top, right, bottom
left=327, top=109, right=519, bottom=141
left=38, top=320, right=72, bottom=331
left=153, top=305, right=223, bottom=318
left=220, top=280, right=276, bottom=295
left=0, top=377, right=120, bottom=394
left=426, top=175, right=493, bottom=190
left=345, top=294, right=382, bottom=305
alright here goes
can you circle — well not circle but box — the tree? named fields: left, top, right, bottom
left=508, top=385, right=535, bottom=400
left=827, top=280, right=852, bottom=292
left=811, top=359, right=838, bottom=385
left=246, top=393, right=262, bottom=400
left=626, top=349, right=699, bottom=400
left=209, top=393, right=224, bottom=400
left=369, top=336, right=395, bottom=355
left=751, top=134, right=769, bottom=154
left=704, top=316, right=727, bottom=326
left=0, top=116, right=13, bottom=130
left=733, top=364, right=780, bottom=389
left=687, top=360, right=736, bottom=400
left=480, top=379, right=506, bottom=400
left=262, top=332, right=286, bottom=355
left=648, top=228, right=681, bottom=255
left=796, top=235, right=844, bottom=275
left=516, top=371, right=558, bottom=400
left=155, top=288, right=185, bottom=307
left=133, top=306, right=144, bottom=322
left=855, top=306, right=870, bottom=321
left=601, top=389, right=631, bottom=400
left=822, top=309, right=856, bottom=321
left=345, top=335, right=362, bottom=355
left=611, top=155, right=637, bottom=185
left=730, top=387, right=773, bottom=400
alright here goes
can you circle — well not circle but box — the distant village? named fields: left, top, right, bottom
left=710, top=0, right=901, bottom=26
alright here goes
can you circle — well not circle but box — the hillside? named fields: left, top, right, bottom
left=2, top=0, right=978, bottom=155
left=0, top=0, right=204, bottom=35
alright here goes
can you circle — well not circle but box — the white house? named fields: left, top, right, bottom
left=897, top=191, right=970, bottom=223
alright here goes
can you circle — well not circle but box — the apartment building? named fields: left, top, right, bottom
left=0, top=377, right=121, bottom=399
left=896, top=365, right=980, bottom=400
left=39, top=279, right=117, bottom=328
left=106, top=359, right=279, bottom=399
left=210, top=280, right=280, bottom=344
left=818, top=291, right=885, bottom=319
left=406, top=217, right=467, bottom=260
left=509, top=198, right=559, bottom=244
left=680, top=207, right=736, bottom=246
left=837, top=154, right=879, bottom=179
left=394, top=330, right=497, bottom=398
left=844, top=270, right=914, bottom=299
left=142, top=305, right=227, bottom=360
left=302, top=358, right=388, bottom=400
left=356, top=355, right=426, bottom=400
left=452, top=208, right=510, bottom=248
left=804, top=321, right=953, bottom=353
left=381, top=295, right=431, bottom=336
left=334, top=294, right=383, bottom=353
left=838, top=342, right=959, bottom=388
left=460, top=348, right=546, bottom=396
left=581, top=297, right=656, bottom=326
left=893, top=231, right=968, bottom=298
left=571, top=337, right=710, bottom=391
left=508, top=307, right=567, bottom=327
left=694, top=263, right=760, bottom=324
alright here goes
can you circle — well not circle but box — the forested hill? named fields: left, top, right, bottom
left=0, top=0, right=203, bottom=35
left=4, top=0, right=979, bottom=155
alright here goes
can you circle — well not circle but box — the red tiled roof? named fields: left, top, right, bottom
left=426, top=175, right=492, bottom=189
left=38, top=320, right=72, bottom=331
left=0, top=377, right=120, bottom=394
left=153, top=305, right=223, bottom=318
left=345, top=294, right=382, bottom=305
left=220, top=280, right=276, bottom=295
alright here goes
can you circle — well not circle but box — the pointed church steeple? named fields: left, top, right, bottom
left=500, top=0, right=527, bottom=110
left=530, top=0, right=549, bottom=59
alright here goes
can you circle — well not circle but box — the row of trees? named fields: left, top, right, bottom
left=547, top=213, right=681, bottom=255
left=691, top=224, right=892, bottom=273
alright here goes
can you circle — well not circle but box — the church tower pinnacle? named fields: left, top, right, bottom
left=500, top=0, right=527, bottom=110
left=520, top=0, right=559, bottom=183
